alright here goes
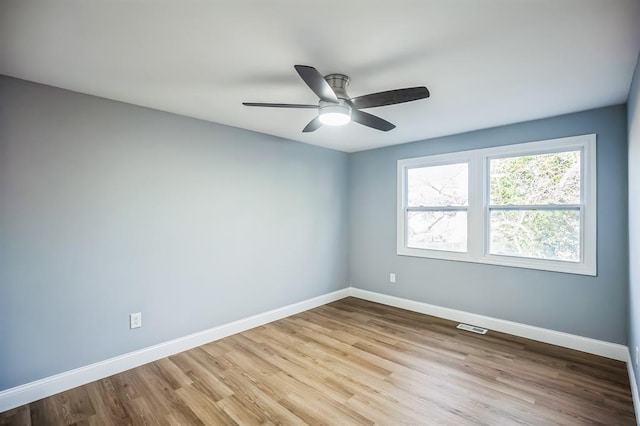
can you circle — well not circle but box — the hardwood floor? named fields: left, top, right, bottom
left=0, top=297, right=635, bottom=425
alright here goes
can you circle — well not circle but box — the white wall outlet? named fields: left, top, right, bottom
left=389, top=273, right=396, bottom=283
left=130, top=312, right=142, bottom=329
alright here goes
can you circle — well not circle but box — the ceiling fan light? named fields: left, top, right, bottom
left=318, top=104, right=351, bottom=126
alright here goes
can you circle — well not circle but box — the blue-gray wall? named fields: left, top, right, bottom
left=628, top=53, right=640, bottom=392
left=350, top=105, right=629, bottom=344
left=0, top=76, right=350, bottom=391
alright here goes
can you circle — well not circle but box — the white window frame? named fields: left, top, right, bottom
left=397, top=134, right=596, bottom=276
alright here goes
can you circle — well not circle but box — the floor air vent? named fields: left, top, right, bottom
left=457, top=323, right=488, bottom=335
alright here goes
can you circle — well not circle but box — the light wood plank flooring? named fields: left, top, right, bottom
left=0, top=297, right=635, bottom=425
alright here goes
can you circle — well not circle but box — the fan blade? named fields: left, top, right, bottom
left=351, top=109, right=396, bottom=131
left=243, top=102, right=318, bottom=109
left=302, top=116, right=322, bottom=133
left=350, top=87, right=430, bottom=109
left=294, top=65, right=339, bottom=103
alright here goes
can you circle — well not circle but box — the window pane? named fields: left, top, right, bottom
left=490, top=210, right=580, bottom=261
left=407, top=163, right=468, bottom=207
left=490, top=151, right=580, bottom=205
left=407, top=211, right=467, bottom=252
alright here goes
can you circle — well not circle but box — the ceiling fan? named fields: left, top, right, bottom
left=243, top=65, right=430, bottom=132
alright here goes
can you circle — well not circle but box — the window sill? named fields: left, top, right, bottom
left=397, top=247, right=596, bottom=276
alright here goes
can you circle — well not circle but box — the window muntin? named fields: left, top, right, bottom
left=397, top=134, right=596, bottom=275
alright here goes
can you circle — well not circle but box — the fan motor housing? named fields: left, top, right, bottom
left=324, top=73, right=350, bottom=100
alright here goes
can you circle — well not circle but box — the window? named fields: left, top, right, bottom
left=397, top=134, right=596, bottom=275
left=406, top=162, right=468, bottom=252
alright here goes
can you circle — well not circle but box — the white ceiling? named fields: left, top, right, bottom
left=1, top=1, right=639, bottom=152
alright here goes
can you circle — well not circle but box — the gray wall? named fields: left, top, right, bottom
left=350, top=105, right=629, bottom=344
left=628, top=53, right=640, bottom=391
left=0, top=76, right=350, bottom=391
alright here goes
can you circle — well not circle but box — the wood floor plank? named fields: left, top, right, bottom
left=1, top=297, right=635, bottom=425
left=135, top=363, right=204, bottom=426
left=51, top=387, right=95, bottom=425
left=81, top=381, right=131, bottom=425
left=0, top=406, right=30, bottom=426
left=217, top=379, right=305, bottom=426
left=173, top=384, right=237, bottom=425
left=167, top=352, right=233, bottom=402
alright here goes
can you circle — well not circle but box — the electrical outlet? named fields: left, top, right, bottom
left=130, top=312, right=142, bottom=329
left=389, top=273, right=396, bottom=283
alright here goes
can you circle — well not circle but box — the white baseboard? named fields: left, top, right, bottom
left=348, top=288, right=628, bottom=362
left=627, top=350, right=640, bottom=425
left=0, top=288, right=350, bottom=413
